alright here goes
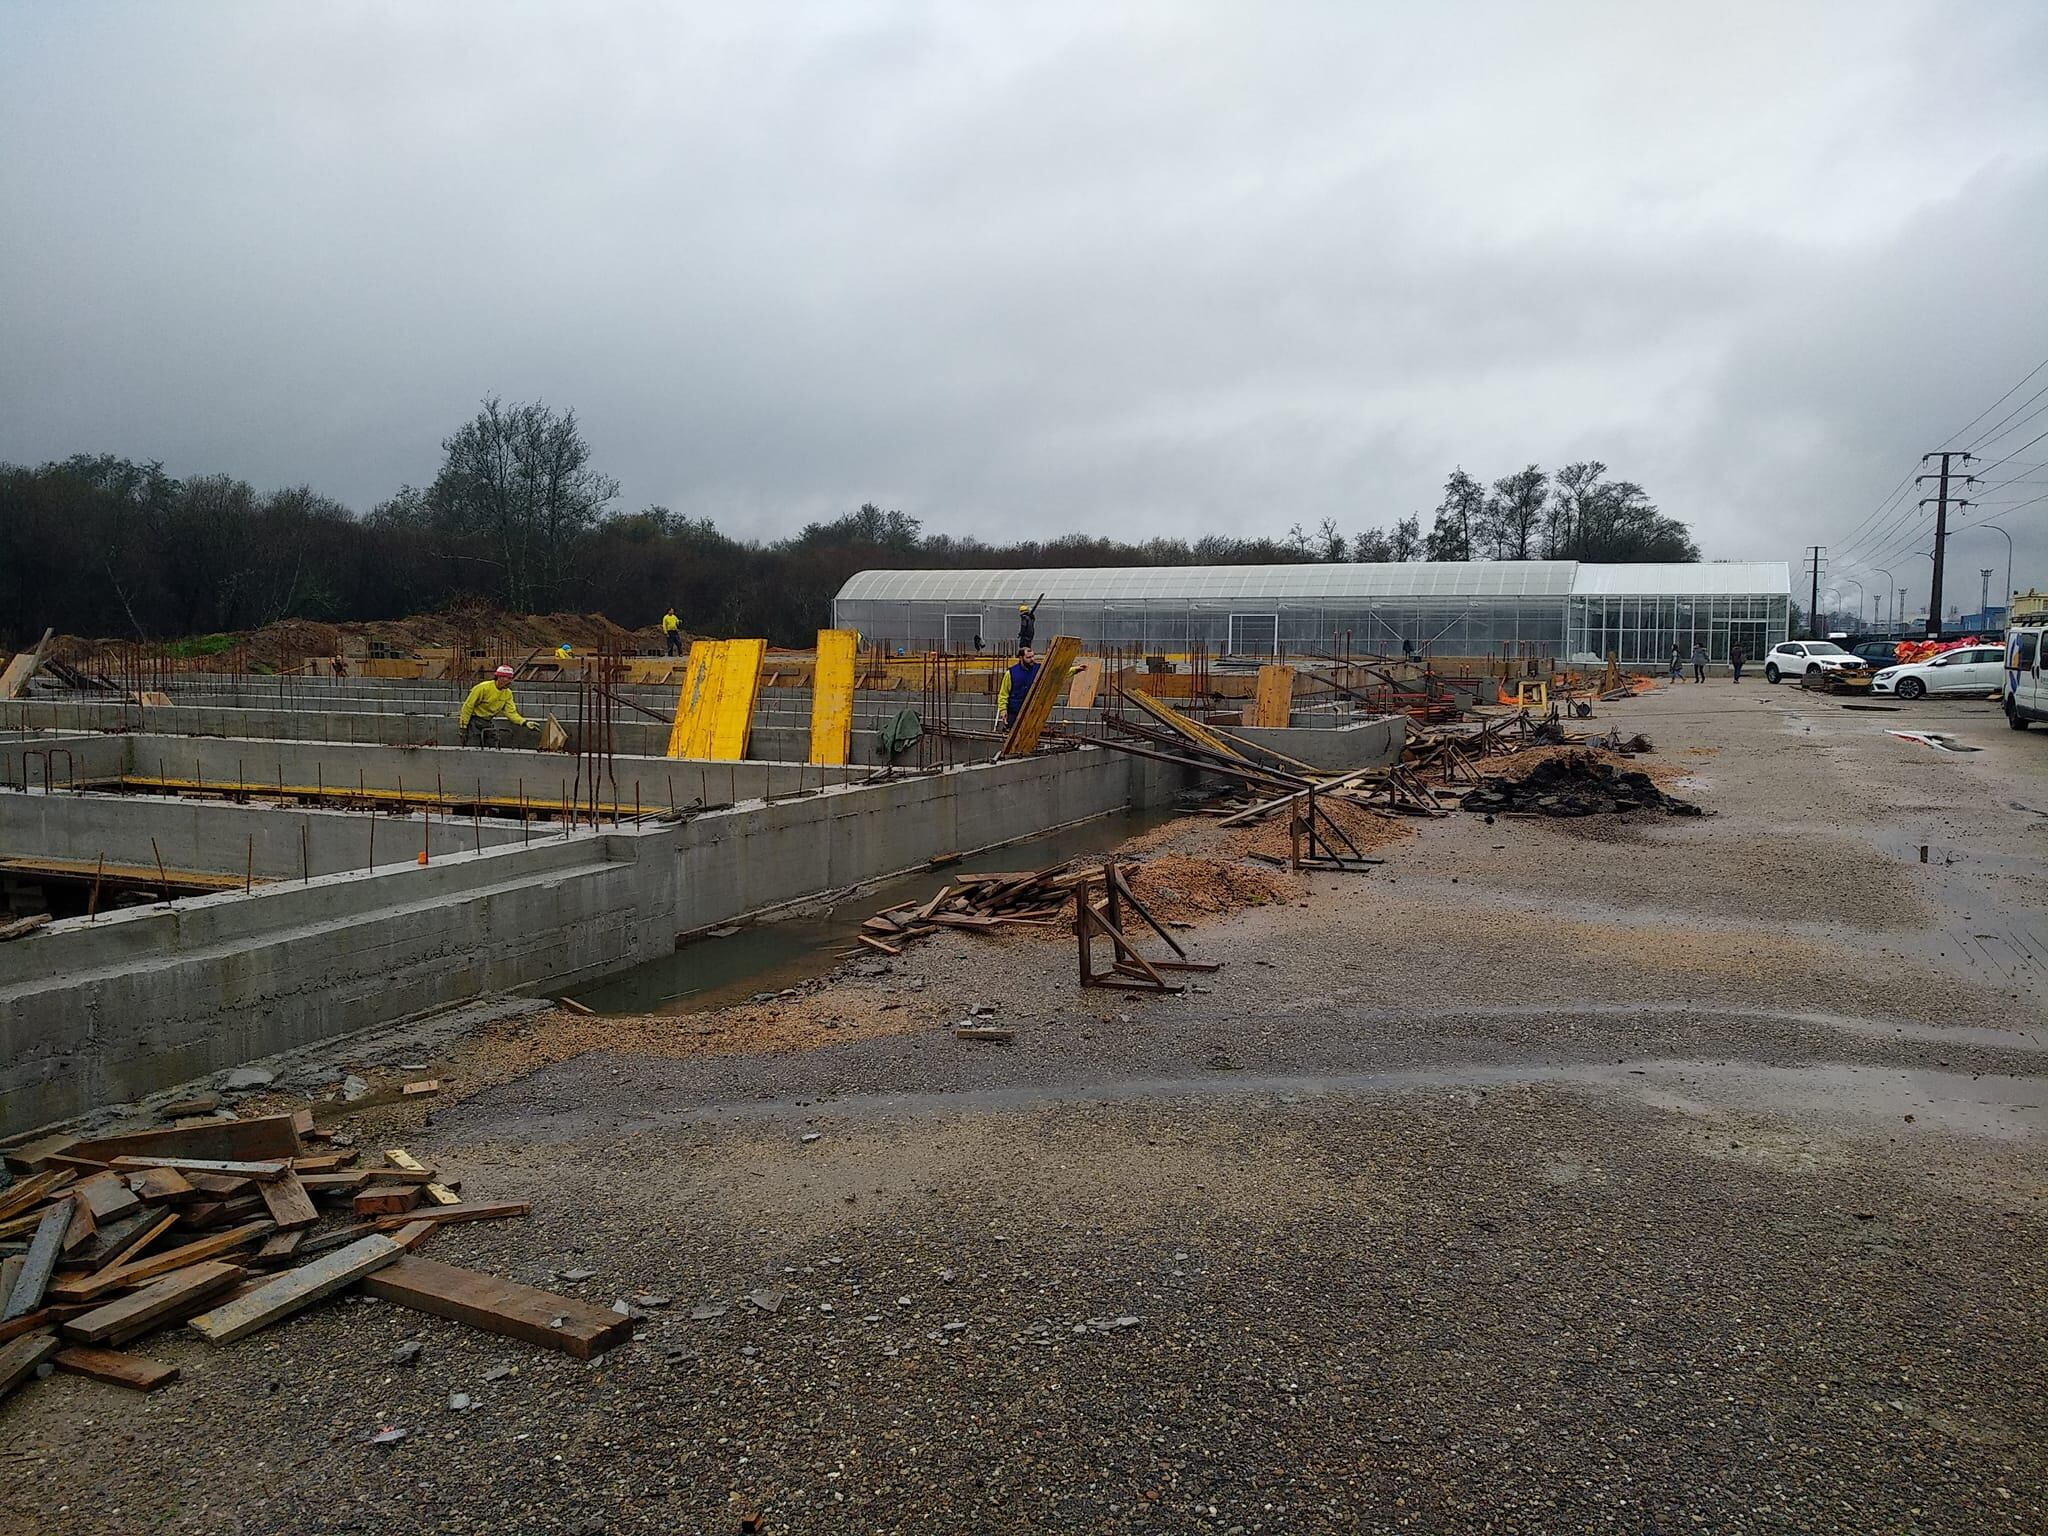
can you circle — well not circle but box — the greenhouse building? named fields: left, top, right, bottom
left=832, top=561, right=1791, bottom=666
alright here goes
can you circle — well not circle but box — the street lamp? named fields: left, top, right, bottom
left=1872, top=567, right=1896, bottom=635
left=1839, top=577, right=1864, bottom=631
left=1979, top=523, right=2014, bottom=625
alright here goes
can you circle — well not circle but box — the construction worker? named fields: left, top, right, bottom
left=661, top=607, right=682, bottom=656
left=996, top=646, right=1040, bottom=729
left=459, top=665, right=537, bottom=747
left=1016, top=594, right=1045, bottom=650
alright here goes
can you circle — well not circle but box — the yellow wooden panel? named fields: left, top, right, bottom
left=1249, top=664, right=1294, bottom=729
left=666, top=639, right=766, bottom=760
left=1000, top=635, right=1082, bottom=757
left=808, top=629, right=857, bottom=766
left=1065, top=658, right=1103, bottom=709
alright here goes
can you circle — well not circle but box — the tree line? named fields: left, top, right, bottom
left=0, top=399, right=1701, bottom=649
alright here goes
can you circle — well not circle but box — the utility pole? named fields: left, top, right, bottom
left=1980, top=569, right=1993, bottom=628
left=1916, top=451, right=1975, bottom=640
left=1804, top=546, right=1825, bottom=638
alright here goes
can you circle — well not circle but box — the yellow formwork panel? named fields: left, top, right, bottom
left=808, top=629, right=858, bottom=766
left=666, top=638, right=767, bottom=760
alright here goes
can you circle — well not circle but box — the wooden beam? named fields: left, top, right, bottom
left=1, top=1203, right=72, bottom=1319
left=52, top=1345, right=180, bottom=1392
left=125, top=1166, right=198, bottom=1206
left=68, top=1114, right=302, bottom=1166
left=1000, top=635, right=1082, bottom=757
left=362, top=1256, right=632, bottom=1359
left=353, top=1183, right=422, bottom=1218
left=70, top=1170, right=143, bottom=1223
left=49, top=1220, right=271, bottom=1304
left=109, top=1156, right=290, bottom=1183
left=187, top=1235, right=402, bottom=1345
left=367, top=1199, right=527, bottom=1232
left=0, top=1330, right=60, bottom=1400
left=257, top=1172, right=320, bottom=1231
left=61, top=1261, right=245, bottom=1346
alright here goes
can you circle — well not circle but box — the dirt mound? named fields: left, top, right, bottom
left=1460, top=750, right=1701, bottom=818
left=1224, top=797, right=1416, bottom=864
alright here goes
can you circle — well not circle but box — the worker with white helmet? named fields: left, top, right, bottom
left=459, top=665, right=538, bottom=747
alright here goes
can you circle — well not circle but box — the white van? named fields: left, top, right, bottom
left=2007, top=622, right=2046, bottom=730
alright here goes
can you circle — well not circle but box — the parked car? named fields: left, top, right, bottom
left=1849, top=639, right=1903, bottom=668
left=1870, top=644, right=2008, bottom=700
left=1762, top=641, right=1871, bottom=685
left=2008, top=624, right=2045, bottom=729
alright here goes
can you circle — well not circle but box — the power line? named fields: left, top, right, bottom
left=1967, top=389, right=2048, bottom=452
left=1945, top=355, right=2048, bottom=444
left=1975, top=424, right=2048, bottom=480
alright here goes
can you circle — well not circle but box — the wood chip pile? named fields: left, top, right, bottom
left=0, top=1111, right=629, bottom=1406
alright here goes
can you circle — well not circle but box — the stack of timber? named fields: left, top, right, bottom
left=857, top=865, right=1097, bottom=956
left=0, top=1112, right=629, bottom=1407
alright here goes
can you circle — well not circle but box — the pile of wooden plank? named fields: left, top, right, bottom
left=857, top=864, right=1096, bottom=956
left=0, top=1112, right=629, bottom=1405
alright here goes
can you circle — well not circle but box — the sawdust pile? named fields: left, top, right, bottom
left=1119, top=852, right=1296, bottom=924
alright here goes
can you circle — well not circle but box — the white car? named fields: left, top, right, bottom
left=1871, top=644, right=2008, bottom=701
left=1762, top=641, right=1871, bottom=685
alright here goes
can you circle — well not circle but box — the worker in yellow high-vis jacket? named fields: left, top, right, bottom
left=458, top=665, right=538, bottom=747
left=661, top=607, right=683, bottom=656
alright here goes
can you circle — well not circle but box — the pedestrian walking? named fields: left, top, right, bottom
left=1668, top=644, right=1683, bottom=684
left=1690, top=642, right=1709, bottom=683
left=1729, top=643, right=1746, bottom=684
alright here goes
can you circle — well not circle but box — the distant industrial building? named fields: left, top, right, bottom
left=834, top=561, right=1792, bottom=665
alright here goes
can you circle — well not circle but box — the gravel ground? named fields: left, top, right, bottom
left=5, top=682, right=2044, bottom=1535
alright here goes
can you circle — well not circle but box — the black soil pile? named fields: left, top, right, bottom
left=1460, top=751, right=1701, bottom=818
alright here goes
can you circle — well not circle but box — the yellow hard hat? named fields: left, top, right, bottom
left=1018, top=604, right=1030, bottom=612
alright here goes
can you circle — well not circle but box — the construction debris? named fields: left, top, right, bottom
left=0, top=1113, right=613, bottom=1408
left=1458, top=752, right=1701, bottom=818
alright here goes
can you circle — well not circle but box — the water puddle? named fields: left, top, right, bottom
left=573, top=806, right=1178, bottom=1015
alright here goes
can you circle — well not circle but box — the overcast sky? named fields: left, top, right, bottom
left=4, top=1, right=2045, bottom=616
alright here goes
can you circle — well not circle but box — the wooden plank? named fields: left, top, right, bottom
left=353, top=1183, right=421, bottom=1218
left=807, top=627, right=858, bottom=766
left=387, top=1220, right=438, bottom=1253
left=253, top=1230, right=304, bottom=1265
left=3, top=1203, right=74, bottom=1319
left=0, top=1168, right=71, bottom=1222
left=362, top=1256, right=632, bottom=1360
left=1249, top=664, right=1295, bottom=729
left=296, top=1170, right=375, bottom=1194
left=0, top=1256, right=20, bottom=1313
left=400, top=1079, right=440, bottom=1098
left=1065, top=656, right=1104, bottom=710
left=258, top=1173, right=320, bottom=1231
left=158, top=1091, right=221, bottom=1117
left=290, top=1153, right=356, bottom=1174
left=0, top=1330, right=59, bottom=1400
left=109, top=1156, right=289, bottom=1182
left=188, top=1235, right=402, bottom=1345
left=181, top=1171, right=254, bottom=1198
left=3, top=1133, right=79, bottom=1175
left=1000, top=635, right=1083, bottom=757
left=126, top=1166, right=197, bottom=1206
left=48, top=1220, right=271, bottom=1304
left=70, top=1170, right=142, bottom=1223
left=367, top=1199, right=528, bottom=1232
left=52, top=1344, right=180, bottom=1391
left=383, top=1156, right=462, bottom=1208
left=61, top=1261, right=245, bottom=1346
left=69, top=1114, right=302, bottom=1166
left=58, top=1193, right=95, bottom=1257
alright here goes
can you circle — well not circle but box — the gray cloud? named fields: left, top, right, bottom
left=3, top=0, right=2045, bottom=613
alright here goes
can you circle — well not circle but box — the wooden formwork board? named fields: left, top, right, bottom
left=666, top=639, right=766, bottom=760
left=1249, top=665, right=1294, bottom=729
left=1000, top=636, right=1082, bottom=757
left=808, top=629, right=858, bottom=766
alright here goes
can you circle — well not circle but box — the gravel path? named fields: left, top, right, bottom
left=5, top=683, right=2044, bottom=1534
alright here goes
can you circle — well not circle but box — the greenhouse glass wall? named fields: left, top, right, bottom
left=832, top=561, right=1790, bottom=666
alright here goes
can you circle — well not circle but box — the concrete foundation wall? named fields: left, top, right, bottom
left=1, top=744, right=1186, bottom=1132
left=0, top=791, right=529, bottom=880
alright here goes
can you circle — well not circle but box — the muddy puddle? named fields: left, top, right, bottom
left=573, top=805, right=1179, bottom=1016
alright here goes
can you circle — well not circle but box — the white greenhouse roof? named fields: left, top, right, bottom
left=834, top=560, right=1790, bottom=605
left=1567, top=562, right=1790, bottom=597
left=836, top=561, right=1581, bottom=604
